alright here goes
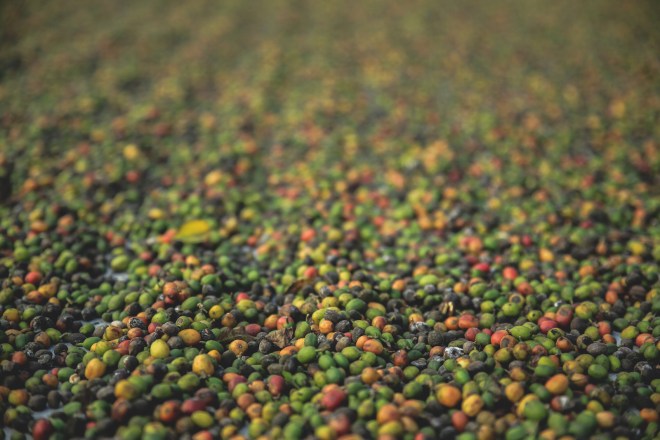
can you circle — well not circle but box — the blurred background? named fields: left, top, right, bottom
left=0, top=0, right=658, bottom=215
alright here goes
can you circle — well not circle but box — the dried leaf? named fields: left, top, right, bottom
left=175, top=219, right=212, bottom=243
left=265, top=327, right=293, bottom=348
left=285, top=278, right=316, bottom=295
left=440, top=301, right=454, bottom=316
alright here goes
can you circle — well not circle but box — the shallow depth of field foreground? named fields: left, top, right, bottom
left=0, top=1, right=659, bottom=440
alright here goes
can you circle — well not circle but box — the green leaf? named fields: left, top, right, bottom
left=175, top=219, right=212, bottom=243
